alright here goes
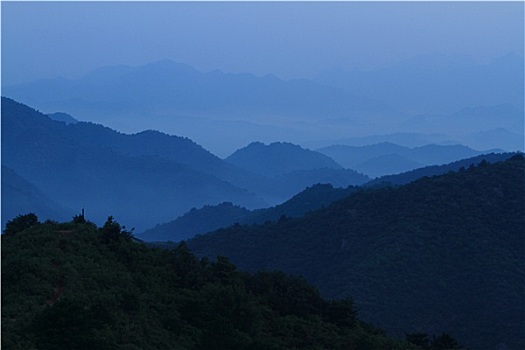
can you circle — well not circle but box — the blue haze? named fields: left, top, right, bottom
left=2, top=2, right=523, bottom=85
left=1, top=2, right=524, bottom=155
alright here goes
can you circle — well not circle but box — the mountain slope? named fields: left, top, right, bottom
left=141, top=184, right=359, bottom=242
left=1, top=166, right=72, bottom=228
left=226, top=141, right=345, bottom=176
left=224, top=141, right=369, bottom=198
left=1, top=97, right=265, bottom=231
left=143, top=153, right=518, bottom=242
left=366, top=152, right=520, bottom=187
left=58, top=121, right=285, bottom=204
left=187, top=156, right=525, bottom=350
left=47, top=112, right=78, bottom=124
left=4, top=59, right=398, bottom=120
left=273, top=168, right=369, bottom=198
left=1, top=218, right=414, bottom=350
left=3, top=59, right=407, bottom=156
left=352, top=154, right=424, bottom=178
left=141, top=202, right=252, bottom=242
left=318, top=142, right=488, bottom=177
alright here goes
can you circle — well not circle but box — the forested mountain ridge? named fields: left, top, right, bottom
left=142, top=153, right=517, bottom=242
left=142, top=202, right=252, bottom=242
left=1, top=97, right=266, bottom=231
left=2, top=97, right=373, bottom=230
left=1, top=217, right=442, bottom=350
left=365, top=152, right=520, bottom=187
left=141, top=184, right=359, bottom=242
left=187, top=156, right=525, bottom=350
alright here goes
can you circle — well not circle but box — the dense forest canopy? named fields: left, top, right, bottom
left=1, top=216, right=465, bottom=349
left=187, top=156, right=525, bottom=350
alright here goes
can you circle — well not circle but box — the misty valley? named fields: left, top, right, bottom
left=2, top=54, right=524, bottom=350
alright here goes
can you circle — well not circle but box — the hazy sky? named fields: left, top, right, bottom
left=2, top=1, right=524, bottom=86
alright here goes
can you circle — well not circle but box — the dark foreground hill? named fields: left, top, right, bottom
left=1, top=217, right=439, bottom=350
left=187, top=156, right=525, bottom=350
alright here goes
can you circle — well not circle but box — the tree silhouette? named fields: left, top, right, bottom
left=406, top=332, right=430, bottom=348
left=99, top=216, right=133, bottom=243
left=4, top=213, right=39, bottom=235
left=432, top=332, right=460, bottom=349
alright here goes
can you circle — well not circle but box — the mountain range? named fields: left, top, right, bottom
left=315, top=53, right=524, bottom=115
left=1, top=98, right=264, bottom=231
left=366, top=152, right=519, bottom=187
left=142, top=152, right=518, bottom=242
left=141, top=184, right=359, bottom=242
left=4, top=97, right=517, bottom=232
left=4, top=59, right=395, bottom=119
left=317, top=143, right=497, bottom=178
left=2, top=98, right=370, bottom=230
left=2, top=53, right=523, bottom=350
left=187, top=155, right=525, bottom=350
left=4, top=55, right=522, bottom=156
left=3, top=59, right=404, bottom=156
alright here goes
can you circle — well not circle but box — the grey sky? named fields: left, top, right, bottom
left=2, top=1, right=524, bottom=86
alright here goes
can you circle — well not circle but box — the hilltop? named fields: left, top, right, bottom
left=226, top=142, right=343, bottom=177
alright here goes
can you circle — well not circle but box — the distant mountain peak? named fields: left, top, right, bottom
left=226, top=141, right=342, bottom=177
left=142, top=58, right=200, bottom=72
left=246, top=141, right=265, bottom=147
left=47, top=112, right=78, bottom=125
